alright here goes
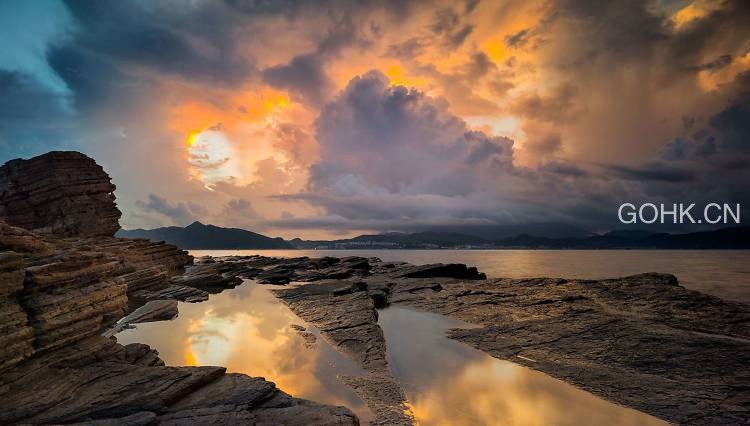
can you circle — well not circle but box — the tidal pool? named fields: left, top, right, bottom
left=378, top=306, right=668, bottom=426
left=116, top=281, right=374, bottom=423
left=117, top=281, right=667, bottom=425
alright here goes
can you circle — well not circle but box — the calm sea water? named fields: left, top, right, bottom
left=190, top=249, right=750, bottom=303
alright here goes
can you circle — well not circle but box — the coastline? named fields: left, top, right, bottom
left=1, top=152, right=748, bottom=425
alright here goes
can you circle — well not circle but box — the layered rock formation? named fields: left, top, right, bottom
left=0, top=336, right=356, bottom=425
left=0, top=152, right=359, bottom=425
left=0, top=151, right=121, bottom=237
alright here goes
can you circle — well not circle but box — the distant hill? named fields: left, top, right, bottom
left=289, top=226, right=750, bottom=249
left=410, top=222, right=592, bottom=239
left=289, top=231, right=491, bottom=249
left=117, top=221, right=293, bottom=249
left=493, top=226, right=750, bottom=249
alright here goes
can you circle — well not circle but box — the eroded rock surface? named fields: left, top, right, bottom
left=0, top=151, right=122, bottom=237
left=274, top=287, right=413, bottom=423
left=0, top=336, right=356, bottom=425
left=0, top=152, right=359, bottom=425
left=217, top=254, right=750, bottom=426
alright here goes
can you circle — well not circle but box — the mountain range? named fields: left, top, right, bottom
left=117, top=222, right=750, bottom=250
left=116, top=221, right=293, bottom=249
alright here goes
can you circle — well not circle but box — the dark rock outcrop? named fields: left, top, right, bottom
left=0, top=151, right=121, bottom=237
left=0, top=152, right=360, bottom=425
left=396, top=263, right=485, bottom=280
left=0, top=336, right=356, bottom=425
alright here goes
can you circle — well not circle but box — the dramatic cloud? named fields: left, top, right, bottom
left=135, top=194, right=199, bottom=226
left=1, top=0, right=749, bottom=237
left=311, top=71, right=514, bottom=197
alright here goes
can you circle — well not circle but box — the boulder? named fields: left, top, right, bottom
left=396, top=263, right=485, bottom=279
left=0, top=151, right=121, bottom=237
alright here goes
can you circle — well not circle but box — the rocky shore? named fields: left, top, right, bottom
left=1, top=151, right=748, bottom=425
left=0, top=152, right=357, bottom=425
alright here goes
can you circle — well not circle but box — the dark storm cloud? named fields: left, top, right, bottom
left=136, top=194, right=199, bottom=226
left=556, top=0, right=668, bottom=56
left=689, top=54, right=733, bottom=73
left=464, top=131, right=513, bottom=166
left=505, top=28, right=531, bottom=48
left=511, top=83, right=578, bottom=123
left=0, top=69, right=76, bottom=158
left=261, top=15, right=370, bottom=105
left=709, top=82, right=750, bottom=152
left=448, top=25, right=474, bottom=48
left=46, top=44, right=131, bottom=110
left=224, top=0, right=416, bottom=19
left=606, top=162, right=697, bottom=182
left=310, top=70, right=513, bottom=197
left=386, top=37, right=428, bottom=59
left=538, top=161, right=588, bottom=177
left=263, top=53, right=332, bottom=106
left=430, top=7, right=474, bottom=48
left=286, top=70, right=623, bottom=231
left=39, top=1, right=258, bottom=115
left=461, top=52, right=496, bottom=80
left=60, top=1, right=251, bottom=84
left=0, top=70, right=67, bottom=123
left=666, top=1, right=750, bottom=71
left=223, top=198, right=262, bottom=219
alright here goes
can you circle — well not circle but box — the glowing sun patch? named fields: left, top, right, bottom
left=187, top=126, right=239, bottom=187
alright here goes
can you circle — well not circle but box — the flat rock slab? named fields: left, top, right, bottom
left=273, top=280, right=414, bottom=425
left=388, top=273, right=750, bottom=425
left=252, top=255, right=750, bottom=425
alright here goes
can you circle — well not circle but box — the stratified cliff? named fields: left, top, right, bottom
left=0, top=151, right=121, bottom=237
left=0, top=152, right=357, bottom=425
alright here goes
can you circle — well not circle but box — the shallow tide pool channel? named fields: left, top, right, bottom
left=116, top=280, right=667, bottom=426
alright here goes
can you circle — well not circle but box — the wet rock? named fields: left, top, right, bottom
left=369, top=290, right=389, bottom=309
left=0, top=151, right=121, bottom=237
left=289, top=324, right=317, bottom=348
left=340, top=256, right=371, bottom=270
left=161, top=373, right=358, bottom=425
left=395, top=263, right=485, bottom=280
left=256, top=267, right=294, bottom=284
left=103, top=300, right=179, bottom=337
left=275, top=282, right=387, bottom=372
left=0, top=335, right=356, bottom=425
left=171, top=263, right=243, bottom=289
left=130, top=285, right=209, bottom=304
left=340, top=374, right=414, bottom=426
left=273, top=279, right=413, bottom=424
left=389, top=272, right=750, bottom=426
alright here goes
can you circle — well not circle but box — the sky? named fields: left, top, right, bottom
left=0, top=0, right=749, bottom=238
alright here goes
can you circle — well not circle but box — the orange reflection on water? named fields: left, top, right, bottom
left=116, top=282, right=372, bottom=421
left=379, top=306, right=668, bottom=426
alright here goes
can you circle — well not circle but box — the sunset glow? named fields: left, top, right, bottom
left=1, top=0, right=748, bottom=239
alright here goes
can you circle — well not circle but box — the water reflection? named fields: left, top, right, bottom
left=378, top=306, right=668, bottom=426
left=191, top=249, right=750, bottom=302
left=116, top=281, right=373, bottom=422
